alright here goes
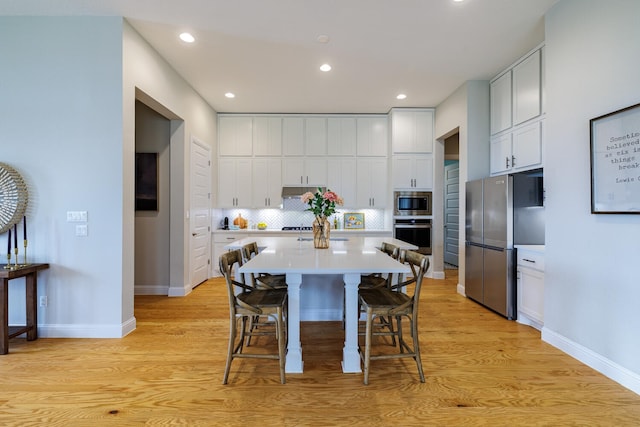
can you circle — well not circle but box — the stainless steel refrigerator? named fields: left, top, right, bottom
left=465, top=175, right=516, bottom=319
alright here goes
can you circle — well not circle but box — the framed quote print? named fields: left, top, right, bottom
left=590, top=102, right=640, bottom=214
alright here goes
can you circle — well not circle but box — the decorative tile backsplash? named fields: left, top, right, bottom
left=215, top=197, right=385, bottom=230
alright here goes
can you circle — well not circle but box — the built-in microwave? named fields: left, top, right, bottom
left=394, top=191, right=432, bottom=216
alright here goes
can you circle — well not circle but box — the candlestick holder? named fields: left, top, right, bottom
left=22, top=239, right=28, bottom=266
left=14, top=247, right=19, bottom=269
left=3, top=252, right=12, bottom=269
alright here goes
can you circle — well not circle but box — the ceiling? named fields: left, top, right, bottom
left=2, top=0, right=558, bottom=114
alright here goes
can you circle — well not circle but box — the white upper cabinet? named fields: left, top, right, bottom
left=512, top=49, right=541, bottom=126
left=490, top=120, right=543, bottom=175
left=391, top=109, right=434, bottom=153
left=392, top=155, right=433, bottom=190
left=252, top=158, right=282, bottom=208
left=219, top=116, right=253, bottom=156
left=305, top=117, right=328, bottom=156
left=253, top=116, right=282, bottom=156
left=282, top=158, right=327, bottom=186
left=490, top=72, right=512, bottom=135
left=327, top=117, right=357, bottom=156
left=356, top=116, right=388, bottom=156
left=327, top=158, right=357, bottom=208
left=356, top=158, right=387, bottom=208
left=218, top=158, right=252, bottom=208
left=282, top=117, right=305, bottom=156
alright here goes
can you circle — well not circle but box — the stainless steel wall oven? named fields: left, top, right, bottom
left=393, top=218, right=432, bottom=255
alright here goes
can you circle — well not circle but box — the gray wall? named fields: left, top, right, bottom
left=543, top=0, right=640, bottom=392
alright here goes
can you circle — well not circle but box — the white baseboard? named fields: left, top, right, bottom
left=300, top=308, right=343, bottom=322
left=168, top=284, right=192, bottom=297
left=457, top=283, right=465, bottom=296
left=134, top=285, right=169, bottom=295
left=542, top=327, right=640, bottom=396
left=432, top=270, right=445, bottom=279
left=37, top=315, right=137, bottom=338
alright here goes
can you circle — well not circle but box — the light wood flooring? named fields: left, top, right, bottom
left=1, top=270, right=639, bottom=426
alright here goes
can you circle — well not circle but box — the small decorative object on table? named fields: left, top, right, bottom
left=302, top=188, right=343, bottom=249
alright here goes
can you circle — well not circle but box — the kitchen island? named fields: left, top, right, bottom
left=232, top=236, right=416, bottom=374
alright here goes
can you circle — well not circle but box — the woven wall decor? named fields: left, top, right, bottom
left=0, top=162, right=29, bottom=234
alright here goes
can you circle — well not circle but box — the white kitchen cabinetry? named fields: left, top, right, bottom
left=328, top=117, right=357, bottom=156
left=252, top=158, right=282, bottom=208
left=218, top=158, right=252, bottom=208
left=516, top=246, right=545, bottom=330
left=219, top=116, right=253, bottom=156
left=212, top=231, right=249, bottom=277
left=513, top=49, right=542, bottom=126
left=356, top=158, right=387, bottom=208
left=490, top=120, right=543, bottom=175
left=490, top=45, right=544, bottom=175
left=490, top=71, right=512, bottom=135
left=282, top=158, right=327, bottom=186
left=327, top=158, right=357, bottom=208
left=282, top=117, right=304, bottom=156
left=392, top=155, right=433, bottom=190
left=391, top=109, right=434, bottom=153
left=305, top=117, right=327, bottom=156
left=253, top=116, right=282, bottom=156
left=356, top=116, right=388, bottom=156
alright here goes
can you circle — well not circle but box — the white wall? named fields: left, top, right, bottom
left=543, top=0, right=640, bottom=393
left=435, top=81, right=490, bottom=290
left=0, top=16, right=218, bottom=338
left=0, top=17, right=126, bottom=337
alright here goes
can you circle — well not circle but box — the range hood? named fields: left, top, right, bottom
left=281, top=186, right=325, bottom=199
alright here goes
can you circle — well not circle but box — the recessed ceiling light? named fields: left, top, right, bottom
left=225, top=92, right=235, bottom=99
left=320, top=64, right=332, bottom=72
left=396, top=94, right=407, bottom=100
left=179, top=32, right=195, bottom=43
left=317, top=35, right=330, bottom=43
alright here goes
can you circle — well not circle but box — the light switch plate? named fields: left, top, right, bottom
left=75, top=224, right=88, bottom=236
left=67, top=211, right=88, bottom=222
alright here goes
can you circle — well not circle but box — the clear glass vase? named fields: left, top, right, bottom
left=312, top=217, right=330, bottom=249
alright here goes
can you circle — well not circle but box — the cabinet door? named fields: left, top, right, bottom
left=218, top=158, right=252, bottom=207
left=328, top=117, right=357, bottom=156
left=490, top=71, right=512, bottom=135
left=282, top=117, right=304, bottom=156
left=356, top=158, right=387, bottom=207
left=391, top=110, right=414, bottom=153
left=304, top=158, right=327, bottom=186
left=253, top=117, right=282, bottom=156
left=357, top=116, right=388, bottom=156
left=391, top=109, right=433, bottom=153
left=282, top=158, right=305, bottom=185
left=414, top=110, right=434, bottom=153
left=517, top=266, right=544, bottom=324
left=219, top=116, right=252, bottom=156
left=490, top=133, right=513, bottom=175
left=369, top=158, right=387, bottom=207
left=327, top=158, right=357, bottom=208
left=414, top=155, right=433, bottom=189
left=252, top=158, right=282, bottom=207
left=305, top=117, right=327, bottom=156
left=392, top=156, right=414, bottom=189
left=513, top=50, right=541, bottom=126
left=512, top=120, right=542, bottom=171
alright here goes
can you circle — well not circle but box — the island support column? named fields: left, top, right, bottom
left=342, top=273, right=362, bottom=373
left=284, top=273, right=303, bottom=373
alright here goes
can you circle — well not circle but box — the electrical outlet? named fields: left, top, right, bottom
left=75, top=224, right=88, bottom=236
left=39, top=296, right=48, bottom=307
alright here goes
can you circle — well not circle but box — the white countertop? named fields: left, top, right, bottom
left=214, top=228, right=391, bottom=234
left=232, top=236, right=416, bottom=275
left=514, top=245, right=545, bottom=253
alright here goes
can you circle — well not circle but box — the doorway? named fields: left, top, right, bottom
left=444, top=133, right=460, bottom=267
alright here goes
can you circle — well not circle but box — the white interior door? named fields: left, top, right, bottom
left=190, top=138, right=211, bottom=288
left=444, top=162, right=459, bottom=266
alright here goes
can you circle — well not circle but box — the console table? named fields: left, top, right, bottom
left=0, top=263, right=49, bottom=354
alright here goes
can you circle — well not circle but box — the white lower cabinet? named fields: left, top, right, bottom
left=212, top=232, right=248, bottom=277
left=516, top=246, right=545, bottom=330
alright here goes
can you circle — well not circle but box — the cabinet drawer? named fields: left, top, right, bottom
left=517, top=249, right=544, bottom=271
left=213, top=233, right=247, bottom=244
